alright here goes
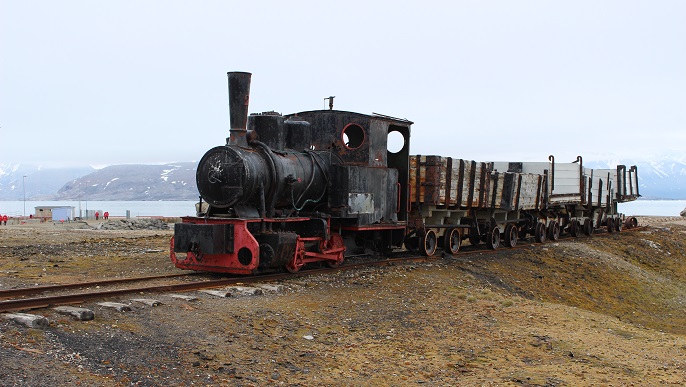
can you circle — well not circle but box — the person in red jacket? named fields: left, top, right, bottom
left=2, top=214, right=8, bottom=225
left=104, top=211, right=109, bottom=220
left=95, top=211, right=99, bottom=220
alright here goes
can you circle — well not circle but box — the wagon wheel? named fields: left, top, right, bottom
left=468, top=226, right=481, bottom=247
left=486, top=225, right=500, bottom=250
left=443, top=228, right=461, bottom=254
left=606, top=218, right=615, bottom=233
left=624, top=216, right=638, bottom=229
left=548, top=221, right=560, bottom=241
left=614, top=218, right=622, bottom=232
left=503, top=224, right=517, bottom=248
left=583, top=219, right=594, bottom=236
left=569, top=219, right=579, bottom=237
left=534, top=222, right=547, bottom=243
left=419, top=229, right=438, bottom=257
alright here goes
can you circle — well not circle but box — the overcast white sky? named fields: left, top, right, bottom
left=1, top=1, right=684, bottom=167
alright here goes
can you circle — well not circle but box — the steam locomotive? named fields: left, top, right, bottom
left=170, top=72, right=640, bottom=274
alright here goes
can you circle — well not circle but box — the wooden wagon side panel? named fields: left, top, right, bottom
left=517, top=173, right=543, bottom=210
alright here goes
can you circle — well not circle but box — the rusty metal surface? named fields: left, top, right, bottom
left=227, top=72, right=252, bottom=147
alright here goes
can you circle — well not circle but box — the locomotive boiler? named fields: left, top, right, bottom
left=171, top=72, right=412, bottom=274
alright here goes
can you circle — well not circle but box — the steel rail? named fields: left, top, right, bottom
left=0, top=273, right=202, bottom=299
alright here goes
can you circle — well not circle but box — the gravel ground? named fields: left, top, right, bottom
left=1, top=217, right=685, bottom=386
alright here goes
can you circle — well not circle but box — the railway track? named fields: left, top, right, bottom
left=0, top=226, right=643, bottom=313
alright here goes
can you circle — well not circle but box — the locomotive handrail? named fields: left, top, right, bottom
left=548, top=155, right=555, bottom=192
left=396, top=183, right=402, bottom=213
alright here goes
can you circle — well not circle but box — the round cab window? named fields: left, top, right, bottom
left=341, top=123, right=365, bottom=149
left=387, top=129, right=406, bottom=154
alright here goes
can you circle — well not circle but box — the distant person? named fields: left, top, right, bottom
left=104, top=211, right=109, bottom=220
left=0, top=214, right=3, bottom=225
left=95, top=211, right=100, bottom=220
left=2, top=214, right=7, bottom=225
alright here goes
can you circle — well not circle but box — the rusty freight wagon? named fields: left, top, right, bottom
left=493, top=156, right=640, bottom=240
left=406, top=155, right=546, bottom=255
left=407, top=155, right=641, bottom=257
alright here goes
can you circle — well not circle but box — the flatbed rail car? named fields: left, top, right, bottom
left=407, top=155, right=640, bottom=256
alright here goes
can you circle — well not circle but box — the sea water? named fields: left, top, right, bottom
left=1, top=199, right=684, bottom=218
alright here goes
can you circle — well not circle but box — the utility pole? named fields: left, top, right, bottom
left=22, top=175, right=27, bottom=217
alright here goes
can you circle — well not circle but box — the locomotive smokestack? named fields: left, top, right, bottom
left=227, top=71, right=252, bottom=147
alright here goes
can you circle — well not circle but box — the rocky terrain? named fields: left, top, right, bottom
left=0, top=217, right=685, bottom=386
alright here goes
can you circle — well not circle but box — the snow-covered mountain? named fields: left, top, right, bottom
left=54, top=162, right=198, bottom=201
left=1, top=162, right=198, bottom=201
left=0, top=163, right=95, bottom=200
left=586, top=154, right=686, bottom=199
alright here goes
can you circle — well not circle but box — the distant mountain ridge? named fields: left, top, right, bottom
left=0, top=163, right=95, bottom=200
left=586, top=157, right=686, bottom=200
left=1, top=155, right=685, bottom=201
left=55, top=162, right=199, bottom=200
left=1, top=162, right=198, bottom=201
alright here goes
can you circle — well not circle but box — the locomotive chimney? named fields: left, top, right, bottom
left=227, top=71, right=252, bottom=147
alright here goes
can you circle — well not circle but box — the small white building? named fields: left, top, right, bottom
left=34, top=206, right=75, bottom=221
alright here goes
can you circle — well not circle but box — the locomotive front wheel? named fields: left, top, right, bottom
left=444, top=228, right=461, bottom=254
left=420, top=229, right=438, bottom=257
left=486, top=225, right=500, bottom=250
left=614, top=218, right=622, bottom=232
left=503, top=224, right=517, bottom=248
left=534, top=222, right=546, bottom=243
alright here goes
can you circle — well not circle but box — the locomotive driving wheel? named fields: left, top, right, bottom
left=286, top=238, right=306, bottom=273
left=321, top=233, right=345, bottom=268
left=419, top=229, right=438, bottom=257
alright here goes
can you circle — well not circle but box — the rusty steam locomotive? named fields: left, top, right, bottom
left=170, top=72, right=640, bottom=274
